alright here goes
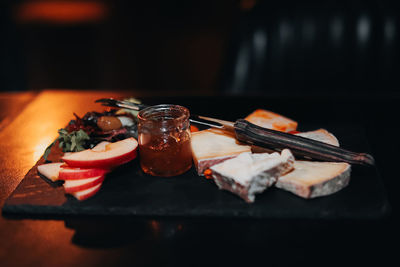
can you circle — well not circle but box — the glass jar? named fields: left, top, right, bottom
left=137, top=104, right=192, bottom=177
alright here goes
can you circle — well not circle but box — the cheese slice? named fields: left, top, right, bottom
left=295, top=129, right=339, bottom=146
left=276, top=161, right=351, bottom=198
left=191, top=128, right=251, bottom=175
left=245, top=109, right=297, bottom=132
left=210, top=149, right=294, bottom=203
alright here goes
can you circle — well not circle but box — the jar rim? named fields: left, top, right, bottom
left=137, top=104, right=190, bottom=122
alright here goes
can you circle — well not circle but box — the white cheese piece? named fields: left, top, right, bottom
left=276, top=161, right=351, bottom=198
left=210, top=149, right=294, bottom=203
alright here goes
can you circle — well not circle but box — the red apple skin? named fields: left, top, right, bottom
left=63, top=175, right=105, bottom=193
left=62, top=138, right=138, bottom=169
left=71, top=183, right=102, bottom=201
left=59, top=167, right=109, bottom=180
left=63, top=149, right=137, bottom=169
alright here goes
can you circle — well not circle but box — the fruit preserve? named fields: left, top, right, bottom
left=137, top=104, right=192, bottom=177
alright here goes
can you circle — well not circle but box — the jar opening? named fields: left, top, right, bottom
left=138, top=104, right=189, bottom=122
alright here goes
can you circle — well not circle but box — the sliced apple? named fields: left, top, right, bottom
left=59, top=166, right=109, bottom=180
left=37, top=162, right=64, bottom=182
left=63, top=175, right=105, bottom=193
left=91, top=141, right=111, bottom=152
left=62, top=138, right=138, bottom=169
left=70, top=182, right=103, bottom=201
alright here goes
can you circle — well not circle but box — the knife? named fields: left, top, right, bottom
left=95, top=98, right=375, bottom=166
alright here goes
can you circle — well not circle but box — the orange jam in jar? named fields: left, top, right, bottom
left=138, top=104, right=192, bottom=177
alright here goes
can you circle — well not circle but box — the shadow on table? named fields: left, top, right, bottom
left=62, top=216, right=392, bottom=266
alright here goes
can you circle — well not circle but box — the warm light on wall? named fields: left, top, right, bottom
left=15, top=1, right=108, bottom=24
left=33, top=136, right=55, bottom=163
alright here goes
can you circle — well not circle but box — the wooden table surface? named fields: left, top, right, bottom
left=0, top=89, right=398, bottom=267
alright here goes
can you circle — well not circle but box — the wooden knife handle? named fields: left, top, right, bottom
left=233, top=119, right=375, bottom=166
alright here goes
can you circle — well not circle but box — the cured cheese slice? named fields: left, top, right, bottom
left=245, top=109, right=297, bottom=132
left=210, top=149, right=294, bottom=203
left=276, top=161, right=351, bottom=198
left=191, top=128, right=252, bottom=175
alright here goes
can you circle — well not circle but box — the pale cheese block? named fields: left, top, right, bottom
left=191, top=128, right=252, bottom=175
left=276, top=161, right=351, bottom=199
left=245, top=109, right=297, bottom=132
left=295, top=129, right=339, bottom=146
left=210, top=149, right=294, bottom=203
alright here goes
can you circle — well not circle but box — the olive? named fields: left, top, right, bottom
left=97, top=116, right=122, bottom=131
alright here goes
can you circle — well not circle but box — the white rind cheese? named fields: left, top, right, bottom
left=210, top=149, right=294, bottom=203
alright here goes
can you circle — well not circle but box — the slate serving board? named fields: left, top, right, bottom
left=2, top=124, right=390, bottom=220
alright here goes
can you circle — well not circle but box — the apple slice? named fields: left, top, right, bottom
left=37, top=162, right=64, bottom=182
left=62, top=138, right=138, bottom=169
left=91, top=141, right=111, bottom=152
left=63, top=175, right=105, bottom=193
left=70, top=182, right=103, bottom=201
left=59, top=166, right=109, bottom=180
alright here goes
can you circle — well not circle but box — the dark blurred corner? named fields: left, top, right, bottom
left=1, top=0, right=399, bottom=94
left=221, top=0, right=400, bottom=95
left=1, top=1, right=27, bottom=92
left=0, top=0, right=239, bottom=93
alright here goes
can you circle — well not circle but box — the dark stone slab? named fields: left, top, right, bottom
left=2, top=124, right=390, bottom=220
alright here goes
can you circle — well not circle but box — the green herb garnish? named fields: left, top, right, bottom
left=43, top=128, right=90, bottom=161
left=58, top=128, right=90, bottom=152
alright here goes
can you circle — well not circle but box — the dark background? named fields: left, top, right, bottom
left=1, top=0, right=238, bottom=93
left=0, top=1, right=399, bottom=266
left=1, top=0, right=399, bottom=94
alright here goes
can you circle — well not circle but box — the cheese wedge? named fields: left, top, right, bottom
left=245, top=109, right=297, bottom=132
left=276, top=161, right=351, bottom=199
left=210, top=149, right=294, bottom=203
left=191, top=128, right=252, bottom=175
left=295, top=129, right=339, bottom=146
